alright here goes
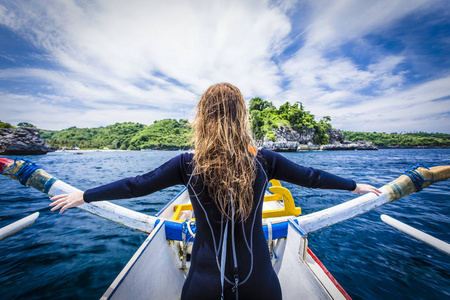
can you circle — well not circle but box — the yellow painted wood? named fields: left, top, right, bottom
left=264, top=185, right=301, bottom=218
left=262, top=208, right=301, bottom=218
left=172, top=180, right=302, bottom=221
left=264, top=194, right=283, bottom=202
left=270, top=179, right=282, bottom=187
left=171, top=204, right=193, bottom=221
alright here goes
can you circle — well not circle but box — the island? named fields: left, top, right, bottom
left=2, top=97, right=449, bottom=155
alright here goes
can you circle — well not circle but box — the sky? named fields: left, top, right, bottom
left=0, top=0, right=449, bottom=133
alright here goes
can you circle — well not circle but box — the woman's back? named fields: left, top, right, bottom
left=180, top=151, right=282, bottom=300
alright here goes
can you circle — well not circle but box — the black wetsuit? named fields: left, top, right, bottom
left=84, top=149, right=356, bottom=300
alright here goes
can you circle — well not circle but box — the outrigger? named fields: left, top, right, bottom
left=1, top=157, right=449, bottom=299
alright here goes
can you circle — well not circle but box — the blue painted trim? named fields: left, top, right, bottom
left=288, top=218, right=307, bottom=236
left=263, top=221, right=289, bottom=240
left=108, top=220, right=166, bottom=299
left=164, top=219, right=291, bottom=242
left=165, top=220, right=184, bottom=240
left=155, top=187, right=187, bottom=217
left=43, top=177, right=57, bottom=194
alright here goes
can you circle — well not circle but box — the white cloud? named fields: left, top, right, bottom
left=325, top=76, right=450, bottom=133
left=275, top=0, right=450, bottom=132
left=0, top=91, right=194, bottom=130
left=280, top=0, right=430, bottom=98
left=280, top=48, right=405, bottom=108
left=0, top=0, right=296, bottom=129
left=303, top=0, right=429, bottom=49
left=0, top=0, right=291, bottom=100
left=0, top=0, right=449, bottom=133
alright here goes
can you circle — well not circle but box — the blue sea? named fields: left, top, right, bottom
left=0, top=149, right=449, bottom=300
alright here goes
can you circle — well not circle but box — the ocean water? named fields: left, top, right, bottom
left=0, top=149, right=449, bottom=299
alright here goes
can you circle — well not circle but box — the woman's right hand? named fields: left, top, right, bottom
left=352, top=183, right=382, bottom=196
left=50, top=191, right=86, bottom=214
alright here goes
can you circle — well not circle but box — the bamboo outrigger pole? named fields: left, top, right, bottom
left=0, top=212, right=40, bottom=241
left=296, top=165, right=450, bottom=233
left=0, top=157, right=158, bottom=233
left=381, top=214, right=450, bottom=255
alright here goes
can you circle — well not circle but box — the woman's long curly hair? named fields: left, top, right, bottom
left=192, top=83, right=256, bottom=221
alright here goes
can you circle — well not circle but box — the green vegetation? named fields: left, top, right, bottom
left=128, top=119, right=191, bottom=150
left=36, top=97, right=333, bottom=150
left=7, top=104, right=448, bottom=150
left=17, top=122, right=37, bottom=128
left=249, top=97, right=332, bottom=145
left=40, top=120, right=192, bottom=150
left=0, top=121, right=15, bottom=129
left=1, top=121, right=37, bottom=129
left=343, top=131, right=450, bottom=147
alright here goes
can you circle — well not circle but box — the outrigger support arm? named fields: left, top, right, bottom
left=296, top=165, right=450, bottom=234
left=0, top=157, right=158, bottom=234
left=381, top=214, right=450, bottom=255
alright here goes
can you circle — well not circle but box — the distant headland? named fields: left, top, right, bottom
left=1, top=98, right=449, bottom=155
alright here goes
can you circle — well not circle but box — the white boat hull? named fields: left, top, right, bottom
left=102, top=197, right=350, bottom=299
left=102, top=221, right=185, bottom=300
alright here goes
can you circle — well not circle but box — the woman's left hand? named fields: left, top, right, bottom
left=352, top=183, right=382, bottom=196
left=49, top=191, right=85, bottom=214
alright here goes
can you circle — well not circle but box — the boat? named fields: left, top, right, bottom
left=101, top=181, right=352, bottom=300
left=0, top=157, right=449, bottom=299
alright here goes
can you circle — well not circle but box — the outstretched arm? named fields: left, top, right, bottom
left=49, top=154, right=187, bottom=214
left=261, top=149, right=381, bottom=196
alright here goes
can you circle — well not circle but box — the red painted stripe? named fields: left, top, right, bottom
left=307, top=248, right=352, bottom=300
left=0, top=157, right=14, bottom=173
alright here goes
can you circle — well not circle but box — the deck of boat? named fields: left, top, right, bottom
left=102, top=218, right=349, bottom=299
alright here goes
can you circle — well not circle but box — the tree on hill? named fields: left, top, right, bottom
left=128, top=119, right=191, bottom=150
left=17, top=122, right=37, bottom=128
left=0, top=121, right=15, bottom=129
left=342, top=131, right=450, bottom=147
left=249, top=98, right=332, bottom=144
left=40, top=120, right=192, bottom=150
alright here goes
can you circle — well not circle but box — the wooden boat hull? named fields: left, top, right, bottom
left=101, top=221, right=185, bottom=300
left=277, top=220, right=350, bottom=300
left=102, top=193, right=350, bottom=299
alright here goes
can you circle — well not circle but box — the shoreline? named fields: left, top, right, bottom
left=54, top=146, right=450, bottom=153
left=378, top=145, right=450, bottom=149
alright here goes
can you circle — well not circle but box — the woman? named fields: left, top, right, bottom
left=50, top=83, right=380, bottom=300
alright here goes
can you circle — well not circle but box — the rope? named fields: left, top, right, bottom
left=181, top=219, right=196, bottom=243
left=186, top=220, right=196, bottom=239
left=0, top=157, right=41, bottom=186
left=403, top=163, right=441, bottom=192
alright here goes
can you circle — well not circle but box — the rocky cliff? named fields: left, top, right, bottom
left=0, top=127, right=57, bottom=155
left=256, top=127, right=377, bottom=151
